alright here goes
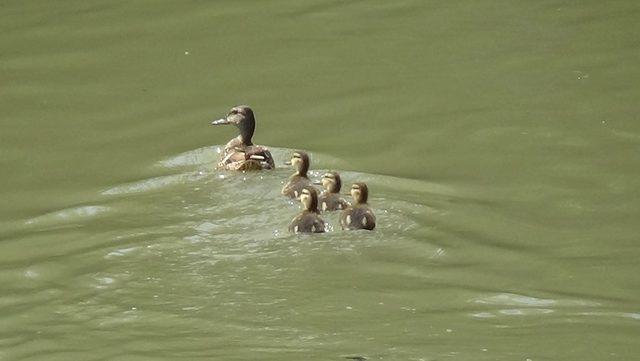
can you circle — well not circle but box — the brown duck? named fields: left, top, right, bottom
left=340, top=182, right=376, bottom=230
left=282, top=151, right=313, bottom=198
left=211, top=105, right=275, bottom=171
left=289, top=187, right=326, bottom=233
left=317, top=171, right=350, bottom=212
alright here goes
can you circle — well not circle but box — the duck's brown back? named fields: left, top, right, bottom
left=318, top=192, right=350, bottom=212
left=289, top=211, right=326, bottom=233
left=282, top=175, right=313, bottom=198
left=340, top=205, right=376, bottom=230
left=217, top=138, right=275, bottom=170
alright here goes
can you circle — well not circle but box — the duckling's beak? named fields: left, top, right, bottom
left=313, top=181, right=322, bottom=185
left=211, top=118, right=231, bottom=125
left=284, top=160, right=292, bottom=165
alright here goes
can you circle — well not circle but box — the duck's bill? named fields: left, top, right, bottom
left=312, top=181, right=322, bottom=185
left=211, top=118, right=231, bottom=125
left=284, top=160, right=292, bottom=165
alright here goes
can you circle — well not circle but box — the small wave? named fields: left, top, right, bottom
left=24, top=205, right=110, bottom=226
left=158, top=146, right=222, bottom=168
left=101, top=172, right=209, bottom=195
left=473, top=293, right=557, bottom=307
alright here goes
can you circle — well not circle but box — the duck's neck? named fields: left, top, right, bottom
left=305, top=202, right=319, bottom=214
left=296, top=163, right=309, bottom=177
left=239, top=130, right=253, bottom=146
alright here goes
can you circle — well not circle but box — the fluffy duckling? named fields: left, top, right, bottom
left=282, top=151, right=313, bottom=198
left=340, top=182, right=376, bottom=230
left=211, top=105, right=275, bottom=171
left=317, top=171, right=350, bottom=212
left=289, top=187, right=326, bottom=233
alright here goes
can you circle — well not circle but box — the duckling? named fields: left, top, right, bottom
left=289, top=187, right=326, bottom=233
left=340, top=182, right=376, bottom=230
left=211, top=105, right=275, bottom=171
left=317, top=171, right=350, bottom=212
left=282, top=151, right=313, bottom=198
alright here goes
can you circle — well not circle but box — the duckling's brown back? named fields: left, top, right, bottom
left=289, top=211, right=326, bottom=233
left=340, top=205, right=376, bottom=230
left=282, top=175, right=313, bottom=198
left=318, top=192, right=349, bottom=212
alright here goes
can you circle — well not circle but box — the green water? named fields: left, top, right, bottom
left=1, top=1, right=639, bottom=360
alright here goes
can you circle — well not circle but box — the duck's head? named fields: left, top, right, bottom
left=320, top=171, right=341, bottom=193
left=211, top=105, right=255, bottom=145
left=350, top=182, right=369, bottom=204
left=285, top=151, right=310, bottom=176
left=300, top=186, right=319, bottom=213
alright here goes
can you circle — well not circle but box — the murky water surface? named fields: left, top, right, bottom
left=1, top=1, right=639, bottom=360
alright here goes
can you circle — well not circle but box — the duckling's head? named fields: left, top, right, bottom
left=300, top=186, right=319, bottom=213
left=350, top=182, right=369, bottom=204
left=211, top=105, right=255, bottom=145
left=287, top=151, right=310, bottom=176
left=321, top=171, right=342, bottom=193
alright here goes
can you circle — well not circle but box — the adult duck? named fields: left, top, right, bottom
left=211, top=105, right=275, bottom=171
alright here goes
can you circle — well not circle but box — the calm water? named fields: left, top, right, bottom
left=1, top=1, right=639, bottom=360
